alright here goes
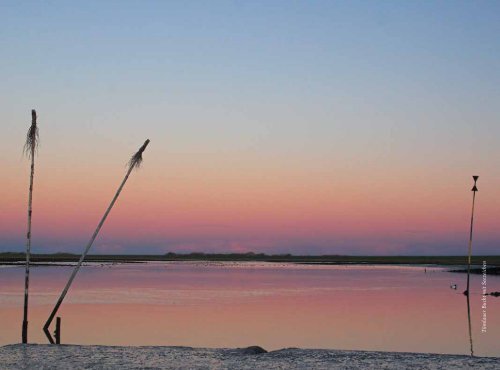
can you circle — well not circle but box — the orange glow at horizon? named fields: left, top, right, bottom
left=2, top=151, right=500, bottom=255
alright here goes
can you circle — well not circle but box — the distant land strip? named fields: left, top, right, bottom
left=0, top=252, right=499, bottom=267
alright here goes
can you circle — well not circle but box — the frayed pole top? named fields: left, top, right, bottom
left=128, top=139, right=150, bottom=170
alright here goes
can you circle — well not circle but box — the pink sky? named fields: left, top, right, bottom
left=2, top=149, right=499, bottom=254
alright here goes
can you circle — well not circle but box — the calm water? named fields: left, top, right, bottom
left=0, top=262, right=499, bottom=356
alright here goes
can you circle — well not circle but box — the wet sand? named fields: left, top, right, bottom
left=1, top=344, right=499, bottom=369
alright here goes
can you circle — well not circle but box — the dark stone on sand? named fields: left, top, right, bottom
left=237, top=346, right=267, bottom=354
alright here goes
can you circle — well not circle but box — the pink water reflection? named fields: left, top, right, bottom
left=0, top=262, right=498, bottom=356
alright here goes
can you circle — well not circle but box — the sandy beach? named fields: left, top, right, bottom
left=1, top=344, right=499, bottom=369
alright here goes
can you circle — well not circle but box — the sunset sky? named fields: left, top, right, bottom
left=1, top=1, right=499, bottom=255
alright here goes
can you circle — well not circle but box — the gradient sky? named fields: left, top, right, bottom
left=1, top=1, right=500, bottom=255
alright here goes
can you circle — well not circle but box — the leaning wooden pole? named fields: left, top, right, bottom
left=43, top=139, right=150, bottom=343
left=22, top=109, right=39, bottom=344
left=465, top=176, right=478, bottom=296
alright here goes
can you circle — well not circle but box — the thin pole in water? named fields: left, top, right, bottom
left=465, top=175, right=478, bottom=357
left=465, top=176, right=478, bottom=296
left=43, top=139, right=150, bottom=343
left=22, top=109, right=39, bottom=344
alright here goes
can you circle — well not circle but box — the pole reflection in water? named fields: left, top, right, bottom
left=466, top=292, right=474, bottom=356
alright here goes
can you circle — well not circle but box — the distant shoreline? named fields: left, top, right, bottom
left=1, top=252, right=499, bottom=267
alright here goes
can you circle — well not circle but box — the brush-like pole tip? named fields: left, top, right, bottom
left=128, top=139, right=150, bottom=170
left=31, top=109, right=37, bottom=124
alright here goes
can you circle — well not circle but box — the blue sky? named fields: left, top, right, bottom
left=1, top=1, right=500, bottom=255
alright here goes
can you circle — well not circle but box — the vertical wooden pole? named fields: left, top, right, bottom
left=22, top=109, right=38, bottom=344
left=465, top=175, right=478, bottom=357
left=55, top=317, right=61, bottom=345
left=465, top=176, right=478, bottom=296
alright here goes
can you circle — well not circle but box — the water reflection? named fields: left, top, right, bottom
left=0, top=262, right=498, bottom=356
left=466, top=291, right=474, bottom=356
